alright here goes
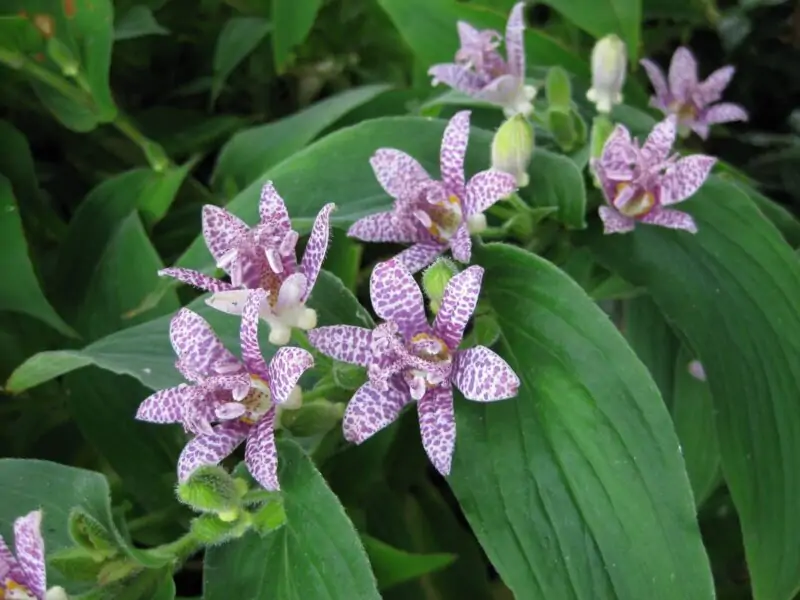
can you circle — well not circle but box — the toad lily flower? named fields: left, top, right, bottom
left=160, top=182, right=334, bottom=345
left=136, top=297, right=313, bottom=490
left=428, top=2, right=535, bottom=117
left=1, top=510, right=67, bottom=600
left=641, top=46, right=748, bottom=139
left=348, top=111, right=517, bottom=273
left=592, top=116, right=716, bottom=234
left=308, top=259, right=520, bottom=476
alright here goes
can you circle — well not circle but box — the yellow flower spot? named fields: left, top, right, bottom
left=615, top=183, right=655, bottom=218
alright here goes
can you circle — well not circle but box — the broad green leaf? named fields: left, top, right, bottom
left=730, top=179, right=800, bottom=247
left=322, top=233, right=363, bottom=291
left=271, top=0, right=322, bottom=72
left=524, top=147, right=587, bottom=229
left=361, top=534, right=455, bottom=590
left=204, top=440, right=380, bottom=600
left=448, top=242, right=714, bottom=599
left=7, top=270, right=369, bottom=393
left=211, top=17, right=271, bottom=105
left=211, top=85, right=392, bottom=193
left=114, top=5, right=169, bottom=41
left=0, top=175, right=75, bottom=337
left=586, top=177, right=800, bottom=600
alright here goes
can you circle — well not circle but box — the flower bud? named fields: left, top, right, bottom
left=545, top=66, right=572, bottom=111
left=45, top=586, right=70, bottom=600
left=280, top=399, right=345, bottom=437
left=586, top=34, right=627, bottom=114
left=190, top=512, right=251, bottom=546
left=46, top=38, right=79, bottom=77
left=422, top=258, right=459, bottom=314
left=67, top=508, right=118, bottom=560
left=546, top=107, right=578, bottom=152
left=491, top=114, right=534, bottom=187
left=177, top=465, right=242, bottom=517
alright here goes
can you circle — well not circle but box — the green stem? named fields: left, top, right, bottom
left=112, top=112, right=171, bottom=171
left=505, top=192, right=531, bottom=214
left=0, top=50, right=92, bottom=107
left=152, top=531, right=202, bottom=564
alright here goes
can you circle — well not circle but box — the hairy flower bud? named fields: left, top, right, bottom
left=587, top=35, right=627, bottom=113
left=491, top=114, right=534, bottom=187
left=190, top=512, right=251, bottom=546
left=67, top=507, right=118, bottom=560
left=177, top=465, right=243, bottom=517
left=422, top=258, right=459, bottom=314
left=545, top=66, right=572, bottom=110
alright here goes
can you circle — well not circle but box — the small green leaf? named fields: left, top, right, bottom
left=271, top=0, right=322, bottom=72
left=114, top=5, right=169, bottom=41
left=361, top=534, right=456, bottom=590
left=211, top=17, right=271, bottom=105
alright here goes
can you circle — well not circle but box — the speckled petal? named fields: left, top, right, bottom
left=449, top=225, right=472, bottom=264
left=307, top=325, right=372, bottom=367
left=268, top=346, right=314, bottom=405
left=202, top=205, right=249, bottom=265
left=169, top=309, right=238, bottom=378
left=13, top=510, right=46, bottom=599
left=158, top=268, right=234, bottom=294
left=640, top=207, right=697, bottom=233
left=417, top=386, right=456, bottom=476
left=0, top=534, right=19, bottom=583
left=396, top=242, right=446, bottom=274
left=440, top=111, right=471, bottom=198
left=640, top=116, right=677, bottom=167
left=433, top=265, right=483, bottom=350
left=428, top=63, right=487, bottom=95
left=456, top=20, right=483, bottom=47
left=370, top=259, right=429, bottom=340
left=600, top=125, right=637, bottom=179
left=700, top=103, right=749, bottom=126
left=369, top=148, right=434, bottom=203
left=695, top=65, right=735, bottom=107
left=343, top=380, right=410, bottom=443
left=136, top=385, right=192, bottom=424
left=640, top=58, right=670, bottom=107
left=599, top=206, right=636, bottom=234
left=465, top=169, right=517, bottom=215
left=504, top=2, right=526, bottom=77
left=177, top=420, right=250, bottom=482
left=244, top=408, right=279, bottom=490
left=258, top=181, right=292, bottom=236
left=667, top=46, right=698, bottom=104
left=661, top=155, right=716, bottom=205
left=348, top=211, right=423, bottom=244
left=454, top=346, right=520, bottom=401
left=300, top=203, right=335, bottom=299
left=240, top=289, right=270, bottom=380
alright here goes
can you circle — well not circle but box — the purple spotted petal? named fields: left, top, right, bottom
left=661, top=155, right=716, bottom=205
left=13, top=510, right=46, bottom=599
left=369, top=148, right=434, bottom=203
left=599, top=206, right=635, bottom=234
left=453, top=346, right=520, bottom=401
left=668, top=46, right=698, bottom=104
left=240, top=289, right=270, bottom=380
left=473, top=74, right=524, bottom=108
left=640, top=207, right=698, bottom=233
left=0, top=534, right=20, bottom=584
left=695, top=65, right=735, bottom=107
left=268, top=346, right=314, bottom=405
left=601, top=125, right=637, bottom=179
left=428, top=63, right=487, bottom=95
left=259, top=181, right=291, bottom=236
left=158, top=268, right=235, bottom=294
left=170, top=309, right=239, bottom=378
left=449, top=225, right=472, bottom=264
left=300, top=203, right=335, bottom=299
left=465, top=169, right=517, bottom=215
left=202, top=205, right=248, bottom=265
left=641, top=116, right=677, bottom=168
left=370, top=259, right=429, bottom=340
left=343, top=379, right=410, bottom=443
left=177, top=420, right=250, bottom=482
left=396, top=242, right=446, bottom=274
left=640, top=58, right=670, bottom=107
left=504, top=2, right=526, bottom=78
left=433, top=266, right=483, bottom=350
left=456, top=20, right=483, bottom=48
left=417, top=386, right=456, bottom=476
left=348, top=211, right=424, bottom=244
left=440, top=111, right=471, bottom=198
left=307, top=325, right=372, bottom=367
left=701, top=103, right=749, bottom=126
left=244, top=408, right=279, bottom=490
left=136, top=385, right=192, bottom=424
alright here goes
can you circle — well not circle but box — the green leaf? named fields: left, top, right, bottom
left=448, top=242, right=714, bottom=599
left=730, top=179, right=800, bottom=247
left=211, top=85, right=392, bottom=193
left=271, top=0, right=322, bottom=72
left=586, top=177, right=800, bottom=600
left=204, top=440, right=380, bottom=600
left=524, top=147, right=587, bottom=229
left=114, top=5, right=170, bottom=41
left=211, top=17, right=271, bottom=106
left=361, top=534, right=456, bottom=590
left=0, top=175, right=75, bottom=337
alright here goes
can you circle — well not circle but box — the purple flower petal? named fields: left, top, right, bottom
left=268, top=346, right=314, bottom=405
left=473, top=74, right=524, bottom=108
left=440, top=111, right=471, bottom=198
left=601, top=125, right=637, bottom=179
left=433, top=265, right=483, bottom=350
left=599, top=206, right=636, bottom=234
left=456, top=20, right=483, bottom=48
left=640, top=58, right=670, bottom=107
left=348, top=211, right=423, bottom=244
left=465, top=169, right=517, bottom=215
left=177, top=420, right=250, bottom=482
left=661, top=155, right=716, bottom=205
left=640, top=207, right=698, bottom=233
left=504, top=2, right=526, bottom=78
left=668, top=46, right=698, bottom=104
left=202, top=205, right=248, bottom=266
left=136, top=385, right=192, bottom=424
left=259, top=181, right=292, bottom=236
left=417, top=386, right=456, bottom=476
left=641, top=116, right=677, bottom=167
left=370, top=259, right=429, bottom=340
left=300, top=203, right=335, bottom=300
left=396, top=242, right=446, bottom=274
left=240, top=289, right=270, bottom=380
left=14, top=510, right=46, bottom=599
left=170, top=309, right=239, bottom=378
left=0, top=533, right=21, bottom=584
left=453, top=346, right=520, bottom=401
left=428, top=63, right=488, bottom=95
left=701, top=102, right=749, bottom=126
left=695, top=65, right=735, bottom=107
left=158, top=267, right=234, bottom=294
left=449, top=225, right=472, bottom=264
left=184, top=388, right=229, bottom=435
left=343, top=380, right=410, bottom=443
left=244, top=408, right=279, bottom=490
left=307, top=325, right=373, bottom=367
left=369, top=148, right=433, bottom=203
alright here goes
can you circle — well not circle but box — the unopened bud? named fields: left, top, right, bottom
left=281, top=399, right=345, bottom=437
left=46, top=38, right=79, bottom=77
left=45, top=586, right=70, bottom=600
left=545, top=66, right=572, bottom=111
left=491, top=114, right=534, bottom=187
left=547, top=107, right=578, bottom=152
left=422, top=258, right=459, bottom=314
left=67, top=508, right=118, bottom=560
left=190, top=512, right=251, bottom=546
left=587, top=35, right=627, bottom=114
left=177, top=465, right=242, bottom=516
